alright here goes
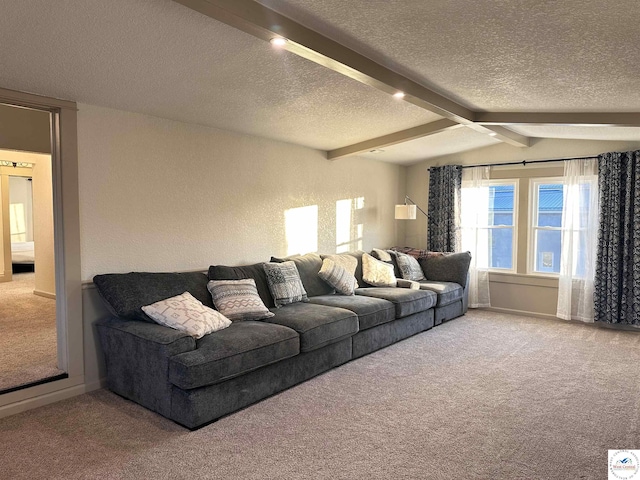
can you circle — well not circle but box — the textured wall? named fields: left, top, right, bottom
left=77, top=104, right=405, bottom=281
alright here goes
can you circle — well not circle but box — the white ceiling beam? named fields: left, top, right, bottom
left=476, top=112, right=640, bottom=127
left=327, top=119, right=462, bottom=160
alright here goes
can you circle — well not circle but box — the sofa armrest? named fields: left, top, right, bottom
left=97, top=317, right=196, bottom=418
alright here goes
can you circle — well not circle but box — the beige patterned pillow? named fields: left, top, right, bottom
left=318, top=258, right=357, bottom=295
left=142, top=292, right=231, bottom=339
left=320, top=254, right=359, bottom=287
left=207, top=279, right=275, bottom=321
left=362, top=252, right=396, bottom=287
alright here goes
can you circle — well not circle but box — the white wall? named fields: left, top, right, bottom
left=405, top=137, right=640, bottom=318
left=77, top=104, right=406, bottom=385
left=9, top=176, right=33, bottom=242
left=0, top=104, right=50, bottom=154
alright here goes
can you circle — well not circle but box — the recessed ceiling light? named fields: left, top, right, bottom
left=393, top=91, right=405, bottom=99
left=270, top=37, right=287, bottom=47
left=488, top=132, right=498, bottom=137
left=369, top=149, right=385, bottom=154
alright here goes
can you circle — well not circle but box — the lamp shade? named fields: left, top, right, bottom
left=395, top=204, right=417, bottom=220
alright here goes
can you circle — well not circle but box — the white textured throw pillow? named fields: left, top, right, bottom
left=362, top=252, right=396, bottom=287
left=318, top=258, right=357, bottom=295
left=142, top=292, right=231, bottom=339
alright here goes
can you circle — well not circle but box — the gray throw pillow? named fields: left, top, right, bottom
left=208, top=263, right=274, bottom=308
left=418, top=251, right=472, bottom=288
left=207, top=278, right=275, bottom=321
left=263, top=261, right=309, bottom=307
left=395, top=251, right=427, bottom=282
left=318, top=258, right=357, bottom=295
left=270, top=253, right=333, bottom=297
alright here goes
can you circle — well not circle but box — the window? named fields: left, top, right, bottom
left=530, top=181, right=563, bottom=274
left=529, top=178, right=596, bottom=275
left=461, top=180, right=517, bottom=271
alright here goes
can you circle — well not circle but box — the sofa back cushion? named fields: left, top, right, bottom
left=419, top=251, right=472, bottom=288
left=208, top=263, right=275, bottom=308
left=93, top=272, right=212, bottom=322
left=270, top=253, right=333, bottom=297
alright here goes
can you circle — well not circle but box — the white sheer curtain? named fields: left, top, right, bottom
left=556, top=158, right=599, bottom=322
left=460, top=166, right=491, bottom=308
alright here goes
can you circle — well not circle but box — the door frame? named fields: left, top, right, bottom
left=0, top=87, right=83, bottom=415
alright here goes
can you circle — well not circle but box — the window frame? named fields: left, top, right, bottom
left=460, top=178, right=518, bottom=273
left=528, top=177, right=563, bottom=276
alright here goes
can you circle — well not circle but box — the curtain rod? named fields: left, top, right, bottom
left=428, top=155, right=597, bottom=170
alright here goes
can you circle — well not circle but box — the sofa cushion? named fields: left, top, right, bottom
left=207, top=279, right=275, bottom=321
left=93, top=272, right=212, bottom=323
left=209, top=263, right=274, bottom=308
left=263, top=302, right=358, bottom=352
left=271, top=253, right=334, bottom=297
left=142, top=292, right=231, bottom=338
left=168, top=321, right=299, bottom=390
left=263, top=261, right=309, bottom=307
left=356, top=287, right=436, bottom=318
left=419, top=251, right=472, bottom=288
left=418, top=281, right=463, bottom=307
left=309, top=294, right=395, bottom=331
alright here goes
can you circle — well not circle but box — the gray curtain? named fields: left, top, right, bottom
left=594, top=150, right=640, bottom=324
left=427, top=165, right=461, bottom=252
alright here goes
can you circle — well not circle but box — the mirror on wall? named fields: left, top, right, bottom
left=0, top=104, right=63, bottom=393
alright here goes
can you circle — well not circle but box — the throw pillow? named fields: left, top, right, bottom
left=362, top=252, right=396, bottom=287
left=270, top=253, right=333, bottom=297
left=263, top=261, right=309, bottom=307
left=371, top=248, right=392, bottom=262
left=395, top=251, right=427, bottom=282
left=419, top=251, right=472, bottom=288
left=142, top=292, right=231, bottom=339
left=318, top=258, right=358, bottom=295
left=207, top=279, right=275, bottom=321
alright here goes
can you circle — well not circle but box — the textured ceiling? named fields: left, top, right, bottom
left=257, top=0, right=640, bottom=112
left=0, top=0, right=438, bottom=151
left=360, top=127, right=501, bottom=165
left=2, top=0, right=639, bottom=164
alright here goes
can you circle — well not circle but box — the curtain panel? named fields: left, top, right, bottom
left=460, top=166, right=491, bottom=308
left=556, top=158, right=599, bottom=322
left=594, top=150, right=640, bottom=325
left=427, top=165, right=461, bottom=252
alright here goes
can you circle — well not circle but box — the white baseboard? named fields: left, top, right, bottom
left=0, top=378, right=106, bottom=419
left=33, top=289, right=56, bottom=299
left=485, top=306, right=558, bottom=321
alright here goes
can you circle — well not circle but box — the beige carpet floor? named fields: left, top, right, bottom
left=0, top=273, right=63, bottom=391
left=2, top=310, right=640, bottom=479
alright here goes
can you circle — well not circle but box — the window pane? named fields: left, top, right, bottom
left=535, top=229, right=561, bottom=273
left=537, top=184, right=563, bottom=227
left=488, top=185, right=514, bottom=226
left=489, top=227, right=513, bottom=269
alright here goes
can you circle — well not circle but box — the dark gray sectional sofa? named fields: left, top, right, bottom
left=95, top=250, right=470, bottom=429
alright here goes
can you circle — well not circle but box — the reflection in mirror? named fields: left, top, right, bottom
left=0, top=105, right=63, bottom=393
